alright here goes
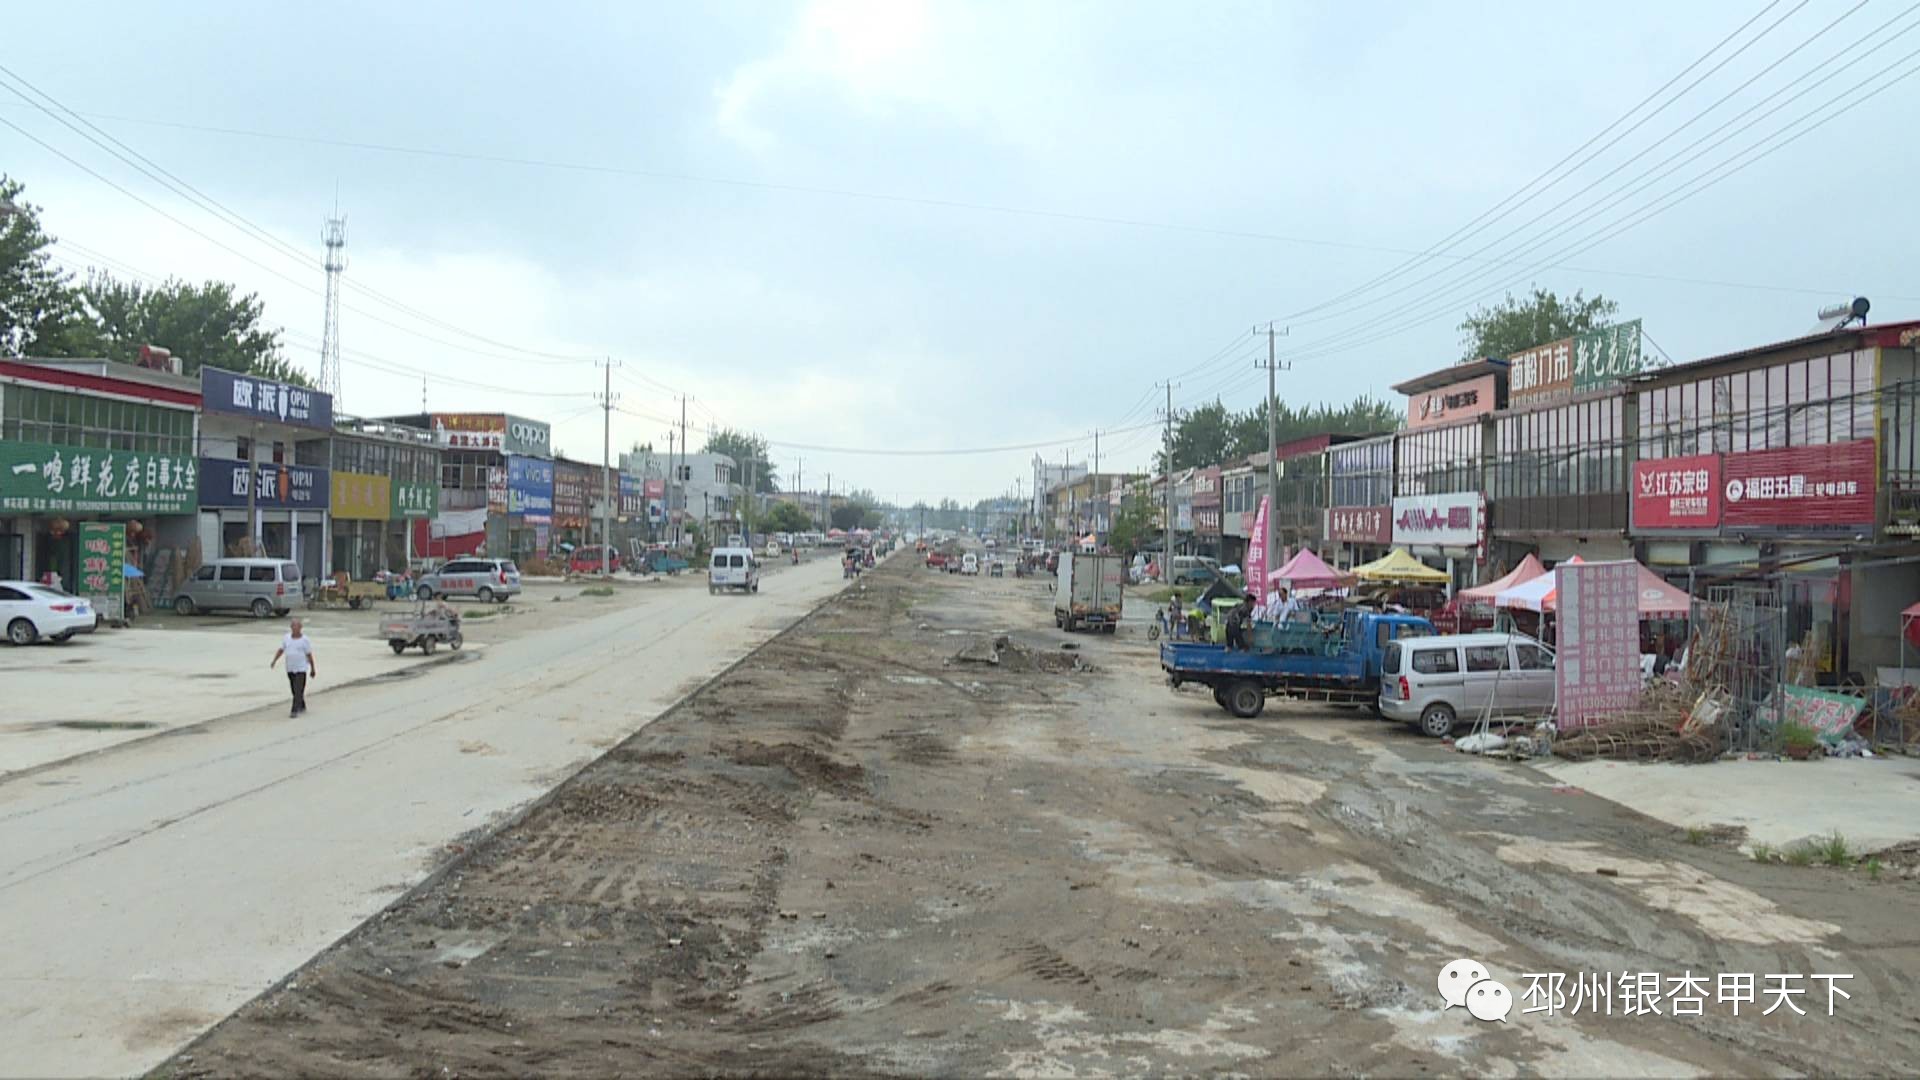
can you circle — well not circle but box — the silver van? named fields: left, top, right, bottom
left=416, top=558, right=521, bottom=603
left=174, top=558, right=304, bottom=618
left=708, top=547, right=759, bottom=594
left=1379, top=632, right=1556, bottom=737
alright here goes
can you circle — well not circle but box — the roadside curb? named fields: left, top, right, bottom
left=0, top=649, right=472, bottom=785
left=163, top=562, right=866, bottom=1067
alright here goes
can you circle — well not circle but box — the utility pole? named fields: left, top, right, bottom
left=824, top=473, right=832, bottom=531
left=679, top=395, right=689, bottom=543
left=597, top=358, right=620, bottom=575
left=1158, top=381, right=1178, bottom=582
left=666, top=429, right=678, bottom=546
left=1093, top=429, right=1101, bottom=538
left=1256, top=324, right=1290, bottom=584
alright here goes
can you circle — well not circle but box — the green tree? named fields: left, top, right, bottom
left=763, top=500, right=812, bottom=534
left=1227, top=394, right=1402, bottom=458
left=859, top=507, right=884, bottom=529
left=702, top=428, right=778, bottom=492
left=0, top=177, right=98, bottom=358
left=1157, top=400, right=1233, bottom=472
left=80, top=274, right=309, bottom=385
left=1107, top=491, right=1156, bottom=557
left=829, top=503, right=864, bottom=531
left=1458, top=287, right=1618, bottom=361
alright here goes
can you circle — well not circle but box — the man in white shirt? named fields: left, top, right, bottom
left=270, top=618, right=318, bottom=717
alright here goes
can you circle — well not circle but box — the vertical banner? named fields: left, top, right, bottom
left=78, top=522, right=126, bottom=622
left=1554, top=560, right=1640, bottom=731
left=1245, top=495, right=1270, bottom=612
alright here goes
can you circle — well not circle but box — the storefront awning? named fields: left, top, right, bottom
left=1350, top=548, right=1450, bottom=584
left=1459, top=553, right=1545, bottom=603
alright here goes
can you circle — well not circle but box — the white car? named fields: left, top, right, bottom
left=709, top=547, right=761, bottom=594
left=0, top=580, right=97, bottom=645
left=960, top=553, right=980, bottom=575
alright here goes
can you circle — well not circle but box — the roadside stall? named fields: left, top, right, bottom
left=1494, top=557, right=1691, bottom=647
left=1447, top=553, right=1545, bottom=634
left=1349, top=548, right=1451, bottom=619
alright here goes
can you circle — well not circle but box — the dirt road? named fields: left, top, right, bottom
left=170, top=556, right=1920, bottom=1077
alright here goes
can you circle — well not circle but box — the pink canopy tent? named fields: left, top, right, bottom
left=1272, top=547, right=1352, bottom=591
left=1495, top=557, right=1692, bottom=618
left=1458, top=553, right=1545, bottom=604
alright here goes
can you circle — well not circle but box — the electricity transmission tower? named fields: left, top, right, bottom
left=319, top=214, right=347, bottom=405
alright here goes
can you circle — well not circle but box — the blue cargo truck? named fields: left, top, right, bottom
left=1159, top=609, right=1434, bottom=718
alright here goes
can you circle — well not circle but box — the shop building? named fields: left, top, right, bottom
left=0, top=357, right=200, bottom=596
left=1391, top=359, right=1503, bottom=592
left=1271, top=433, right=1359, bottom=561
left=328, top=418, right=439, bottom=579
left=1328, top=434, right=1394, bottom=570
left=552, top=457, right=594, bottom=553
left=1191, top=466, right=1221, bottom=558
left=1219, top=455, right=1265, bottom=568
left=194, top=366, right=335, bottom=583
left=1629, top=319, right=1918, bottom=676
left=377, top=412, right=551, bottom=564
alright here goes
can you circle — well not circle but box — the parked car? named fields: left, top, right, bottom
left=0, top=580, right=96, bottom=644
left=173, top=557, right=304, bottom=618
left=567, top=545, right=622, bottom=575
left=1170, top=555, right=1222, bottom=586
left=1379, top=632, right=1556, bottom=737
left=414, top=558, right=522, bottom=603
left=709, top=547, right=760, bottom=594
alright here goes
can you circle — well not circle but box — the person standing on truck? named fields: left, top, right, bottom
left=1224, top=601, right=1251, bottom=651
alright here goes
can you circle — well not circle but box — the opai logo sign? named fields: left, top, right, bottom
left=1439, top=958, right=1512, bottom=1023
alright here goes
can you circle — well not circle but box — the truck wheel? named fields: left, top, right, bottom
left=1212, top=686, right=1228, bottom=708
left=389, top=639, right=406, bottom=654
left=1225, top=680, right=1265, bottom=719
left=1104, top=623, right=1117, bottom=635
left=1418, top=703, right=1457, bottom=738
left=1064, top=616, right=1077, bottom=633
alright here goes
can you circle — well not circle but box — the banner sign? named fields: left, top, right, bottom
left=1329, top=505, right=1392, bottom=544
left=1192, top=466, right=1221, bottom=507
left=503, top=416, right=551, bottom=459
left=200, top=367, right=333, bottom=431
left=1780, top=684, right=1866, bottom=743
left=1175, top=503, right=1193, bottom=531
left=552, top=460, right=590, bottom=528
left=1509, top=337, right=1575, bottom=406
left=432, top=413, right=505, bottom=451
left=1246, top=496, right=1270, bottom=609
left=618, top=473, right=643, bottom=517
left=0, top=440, right=196, bottom=514
left=1572, top=320, right=1644, bottom=393
left=1555, top=560, right=1641, bottom=731
left=486, top=466, right=507, bottom=513
left=78, top=521, right=126, bottom=622
left=507, top=455, right=553, bottom=520
left=197, top=459, right=328, bottom=510
left=391, top=481, right=438, bottom=519
left=331, top=471, right=391, bottom=521
left=1631, top=454, right=1721, bottom=531
left=1391, top=492, right=1483, bottom=548
left=1722, top=439, right=1875, bottom=530
left=1407, top=374, right=1497, bottom=430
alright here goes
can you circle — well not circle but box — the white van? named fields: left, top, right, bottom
left=1379, top=632, right=1556, bottom=737
left=960, top=553, right=980, bottom=575
left=708, top=547, right=760, bottom=595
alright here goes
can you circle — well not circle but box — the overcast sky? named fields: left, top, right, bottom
left=7, top=0, right=1918, bottom=504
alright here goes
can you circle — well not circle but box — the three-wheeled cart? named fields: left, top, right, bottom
left=379, top=602, right=463, bottom=655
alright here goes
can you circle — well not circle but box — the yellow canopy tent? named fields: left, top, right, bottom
left=1349, top=547, right=1450, bottom=584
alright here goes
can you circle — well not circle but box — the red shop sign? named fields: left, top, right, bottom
left=1631, top=454, right=1721, bottom=530
left=1722, top=439, right=1876, bottom=529
left=1329, top=505, right=1391, bottom=544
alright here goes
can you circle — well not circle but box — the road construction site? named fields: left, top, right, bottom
left=164, top=554, right=1920, bottom=1078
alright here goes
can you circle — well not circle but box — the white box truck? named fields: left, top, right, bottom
left=1054, top=552, right=1125, bottom=634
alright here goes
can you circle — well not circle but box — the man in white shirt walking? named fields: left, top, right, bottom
left=270, top=618, right=318, bottom=717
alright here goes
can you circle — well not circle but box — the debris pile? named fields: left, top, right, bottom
left=949, top=634, right=1091, bottom=673
left=1550, top=711, right=1721, bottom=764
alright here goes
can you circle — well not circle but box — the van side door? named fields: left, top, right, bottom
left=1463, top=643, right=1515, bottom=717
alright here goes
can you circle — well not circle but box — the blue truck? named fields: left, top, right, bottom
left=1159, top=609, right=1435, bottom=718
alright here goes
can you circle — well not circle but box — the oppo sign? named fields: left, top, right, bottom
left=505, top=418, right=551, bottom=457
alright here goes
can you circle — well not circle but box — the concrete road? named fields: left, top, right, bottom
left=0, top=554, right=855, bottom=1078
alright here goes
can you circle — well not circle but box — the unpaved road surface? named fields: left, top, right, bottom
left=169, top=557, right=1920, bottom=1077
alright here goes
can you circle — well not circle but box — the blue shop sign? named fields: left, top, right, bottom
left=198, top=458, right=330, bottom=510
left=200, top=367, right=334, bottom=431
left=508, top=456, right=553, bottom=518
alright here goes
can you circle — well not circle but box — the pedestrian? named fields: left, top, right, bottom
left=1224, top=601, right=1251, bottom=651
left=270, top=617, right=318, bottom=717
